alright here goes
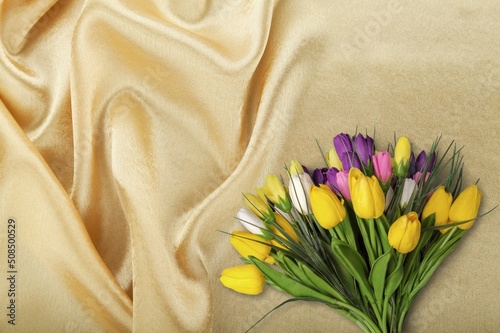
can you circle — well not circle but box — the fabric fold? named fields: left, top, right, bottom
left=0, top=100, right=132, bottom=332
left=0, top=1, right=500, bottom=332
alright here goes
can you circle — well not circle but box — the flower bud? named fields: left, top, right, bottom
left=400, top=178, right=416, bottom=209
left=449, top=184, right=482, bottom=230
left=348, top=168, right=385, bottom=219
left=310, top=184, right=346, bottom=229
left=262, top=174, right=292, bottom=212
left=334, top=133, right=361, bottom=170
left=354, top=133, right=374, bottom=167
left=288, top=172, right=314, bottom=215
left=372, top=151, right=392, bottom=190
left=289, top=160, right=304, bottom=176
left=230, top=231, right=273, bottom=262
left=236, top=207, right=266, bottom=235
left=271, top=213, right=300, bottom=249
left=326, top=169, right=351, bottom=200
left=421, top=186, right=452, bottom=233
left=220, top=265, right=265, bottom=295
left=326, top=148, right=343, bottom=170
left=243, top=193, right=274, bottom=222
left=388, top=212, right=421, bottom=254
left=312, top=168, right=328, bottom=186
left=394, top=136, right=411, bottom=177
left=373, top=151, right=392, bottom=182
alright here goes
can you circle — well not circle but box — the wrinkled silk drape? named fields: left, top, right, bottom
left=1, top=1, right=499, bottom=332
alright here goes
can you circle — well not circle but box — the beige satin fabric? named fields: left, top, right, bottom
left=0, top=1, right=499, bottom=332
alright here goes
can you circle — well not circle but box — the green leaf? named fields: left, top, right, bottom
left=421, top=213, right=435, bottom=229
left=248, top=256, right=335, bottom=304
left=375, top=219, right=391, bottom=254
left=331, top=239, right=374, bottom=303
left=279, top=255, right=317, bottom=291
left=329, top=247, right=358, bottom=298
left=384, top=260, right=403, bottom=298
left=368, top=252, right=391, bottom=307
left=340, top=213, right=359, bottom=251
left=298, top=261, right=346, bottom=301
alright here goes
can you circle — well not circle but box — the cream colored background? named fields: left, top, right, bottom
left=0, top=1, right=499, bottom=332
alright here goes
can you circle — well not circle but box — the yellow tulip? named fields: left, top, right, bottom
left=310, top=184, right=346, bottom=229
left=348, top=168, right=385, bottom=219
left=449, top=184, right=482, bottom=230
left=326, top=148, right=343, bottom=171
left=261, top=175, right=292, bottom=212
left=230, top=231, right=272, bottom=262
left=271, top=213, right=300, bottom=249
left=388, top=212, right=421, bottom=254
left=421, top=186, right=453, bottom=233
left=394, top=136, right=411, bottom=177
left=394, top=136, right=411, bottom=165
left=243, top=193, right=274, bottom=222
left=220, top=265, right=265, bottom=295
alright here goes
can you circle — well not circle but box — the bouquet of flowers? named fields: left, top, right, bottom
left=220, top=132, right=489, bottom=333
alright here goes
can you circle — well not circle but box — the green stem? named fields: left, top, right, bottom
left=341, top=212, right=358, bottom=251
left=382, top=297, right=390, bottom=333
left=336, top=224, right=348, bottom=243
left=397, top=307, right=408, bottom=333
left=357, top=216, right=376, bottom=265
left=368, top=218, right=381, bottom=259
left=320, top=296, right=383, bottom=333
left=329, top=228, right=338, bottom=240
left=375, top=216, right=391, bottom=254
left=421, top=227, right=457, bottom=265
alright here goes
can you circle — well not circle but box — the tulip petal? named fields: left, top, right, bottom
left=236, top=208, right=265, bottom=235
